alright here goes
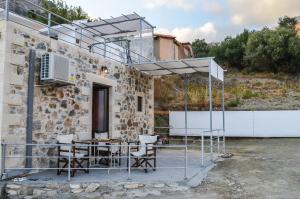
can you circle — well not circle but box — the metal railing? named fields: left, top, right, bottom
left=0, top=0, right=152, bottom=64
left=0, top=143, right=191, bottom=181
left=154, top=127, right=226, bottom=164
left=0, top=129, right=225, bottom=182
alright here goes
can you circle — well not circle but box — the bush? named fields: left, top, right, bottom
left=227, top=99, right=240, bottom=107
left=242, top=90, right=259, bottom=99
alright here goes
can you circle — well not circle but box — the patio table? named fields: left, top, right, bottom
left=81, top=139, right=122, bottom=168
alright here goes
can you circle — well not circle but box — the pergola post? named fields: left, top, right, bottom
left=208, top=61, right=213, bottom=160
left=222, top=78, right=226, bottom=154
left=5, top=0, right=9, bottom=20
left=184, top=74, right=188, bottom=178
left=139, top=18, right=143, bottom=63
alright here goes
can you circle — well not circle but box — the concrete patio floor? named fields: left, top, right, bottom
left=14, top=149, right=217, bottom=186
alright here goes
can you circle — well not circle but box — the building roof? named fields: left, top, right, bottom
left=154, top=33, right=176, bottom=39
left=129, top=57, right=224, bottom=81
left=83, top=13, right=155, bottom=37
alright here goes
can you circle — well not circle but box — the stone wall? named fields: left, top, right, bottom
left=0, top=20, right=154, bottom=169
left=3, top=181, right=189, bottom=198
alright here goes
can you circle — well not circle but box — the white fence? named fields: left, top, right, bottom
left=169, top=111, right=300, bottom=137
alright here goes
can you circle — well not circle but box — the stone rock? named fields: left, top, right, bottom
left=46, top=190, right=58, bottom=197
left=46, top=183, right=60, bottom=189
left=24, top=196, right=35, bottom=199
left=33, top=189, right=44, bottom=195
left=127, top=189, right=148, bottom=198
left=71, top=188, right=83, bottom=193
left=32, top=120, right=42, bottom=131
left=148, top=189, right=161, bottom=196
left=61, top=100, right=68, bottom=108
left=85, top=183, right=100, bottom=193
left=6, top=189, right=18, bottom=195
left=70, top=184, right=81, bottom=189
left=37, top=42, right=46, bottom=50
left=153, top=183, right=165, bottom=188
left=168, top=184, right=189, bottom=192
left=124, top=183, right=144, bottom=189
left=6, top=184, right=21, bottom=189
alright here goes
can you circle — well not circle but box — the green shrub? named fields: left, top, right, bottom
left=242, top=90, right=259, bottom=99
left=227, top=99, right=240, bottom=107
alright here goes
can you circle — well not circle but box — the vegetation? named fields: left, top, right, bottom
left=154, top=72, right=300, bottom=111
left=192, top=16, right=300, bottom=74
left=28, top=0, right=89, bottom=24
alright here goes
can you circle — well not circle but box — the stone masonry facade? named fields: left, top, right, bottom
left=0, top=20, right=154, bottom=169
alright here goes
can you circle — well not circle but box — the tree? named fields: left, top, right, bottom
left=278, top=16, right=298, bottom=29
left=245, top=27, right=300, bottom=73
left=28, top=0, right=89, bottom=24
left=192, top=39, right=210, bottom=58
left=210, top=29, right=250, bottom=70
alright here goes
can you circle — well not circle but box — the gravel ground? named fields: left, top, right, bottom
left=146, top=138, right=300, bottom=199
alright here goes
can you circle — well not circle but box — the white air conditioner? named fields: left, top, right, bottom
left=41, top=53, right=76, bottom=84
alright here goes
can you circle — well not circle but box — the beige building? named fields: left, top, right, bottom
left=296, top=16, right=300, bottom=36
left=153, top=34, right=193, bottom=61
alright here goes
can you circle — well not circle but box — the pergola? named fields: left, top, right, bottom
left=83, top=13, right=155, bottom=37
left=130, top=57, right=226, bottom=165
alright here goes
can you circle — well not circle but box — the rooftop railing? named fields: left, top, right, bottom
left=0, top=0, right=152, bottom=64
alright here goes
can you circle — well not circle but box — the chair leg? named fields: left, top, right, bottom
left=71, top=158, right=76, bottom=177
left=87, top=159, right=90, bottom=173
left=144, top=158, right=148, bottom=173
left=154, top=157, right=156, bottom=171
left=57, top=159, right=60, bottom=175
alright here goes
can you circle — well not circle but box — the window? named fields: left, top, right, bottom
left=137, top=96, right=143, bottom=112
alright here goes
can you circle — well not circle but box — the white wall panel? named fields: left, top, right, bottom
left=169, top=111, right=300, bottom=137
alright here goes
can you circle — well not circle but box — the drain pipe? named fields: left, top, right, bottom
left=25, top=49, right=36, bottom=169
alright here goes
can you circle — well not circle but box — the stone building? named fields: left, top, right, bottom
left=0, top=15, right=154, bottom=169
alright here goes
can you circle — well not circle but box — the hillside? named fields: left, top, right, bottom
left=154, top=72, right=300, bottom=112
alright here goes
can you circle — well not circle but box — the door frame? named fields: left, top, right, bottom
left=85, top=73, right=117, bottom=140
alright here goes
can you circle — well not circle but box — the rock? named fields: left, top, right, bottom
left=37, top=42, right=46, bottom=50
left=148, top=189, right=161, bottom=196
left=70, top=184, right=81, bottom=189
left=6, top=184, right=21, bottom=189
left=33, top=189, right=44, bottom=195
left=153, top=183, right=165, bottom=188
left=6, top=189, right=18, bottom=195
left=46, top=183, right=60, bottom=189
left=168, top=184, right=189, bottom=192
left=71, top=188, right=83, bottom=193
left=127, top=189, right=149, bottom=198
left=85, top=183, right=100, bottom=193
left=24, top=196, right=37, bottom=199
left=124, top=183, right=144, bottom=189
left=46, top=190, right=58, bottom=197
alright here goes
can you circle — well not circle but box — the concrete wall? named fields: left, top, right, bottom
left=0, top=20, right=154, bottom=169
left=169, top=111, right=300, bottom=137
left=154, top=38, right=176, bottom=60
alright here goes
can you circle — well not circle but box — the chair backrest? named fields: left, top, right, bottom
left=57, top=134, right=74, bottom=151
left=77, top=132, right=89, bottom=141
left=138, top=135, right=158, bottom=155
left=95, top=132, right=108, bottom=140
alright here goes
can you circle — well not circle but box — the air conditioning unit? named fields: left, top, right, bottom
left=41, top=53, right=76, bottom=84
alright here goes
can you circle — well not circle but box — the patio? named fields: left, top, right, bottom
left=8, top=149, right=217, bottom=186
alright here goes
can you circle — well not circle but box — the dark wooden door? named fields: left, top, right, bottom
left=92, top=85, right=109, bottom=138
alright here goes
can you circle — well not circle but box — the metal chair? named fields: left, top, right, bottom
left=127, top=135, right=158, bottom=173
left=57, top=134, right=90, bottom=177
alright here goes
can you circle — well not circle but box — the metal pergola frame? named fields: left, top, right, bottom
left=130, top=58, right=226, bottom=162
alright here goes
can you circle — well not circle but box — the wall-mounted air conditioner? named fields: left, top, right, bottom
left=41, top=53, right=76, bottom=84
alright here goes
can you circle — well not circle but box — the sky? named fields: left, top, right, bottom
left=64, top=0, right=300, bottom=43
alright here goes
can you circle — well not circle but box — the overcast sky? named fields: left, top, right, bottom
left=64, top=0, right=300, bottom=43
